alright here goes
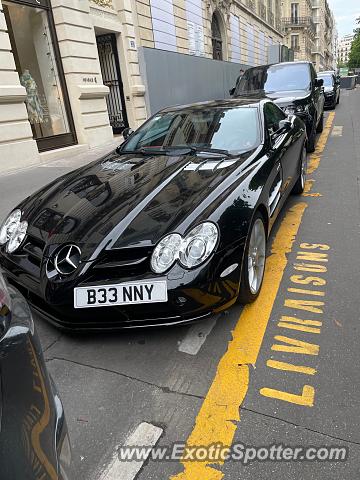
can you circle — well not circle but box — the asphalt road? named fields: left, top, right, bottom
left=0, top=88, right=359, bottom=480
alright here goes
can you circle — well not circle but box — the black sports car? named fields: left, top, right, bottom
left=0, top=99, right=306, bottom=330
left=0, top=272, right=71, bottom=479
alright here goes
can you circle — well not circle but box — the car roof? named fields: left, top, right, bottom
left=244, top=61, right=312, bottom=71
left=160, top=98, right=265, bottom=113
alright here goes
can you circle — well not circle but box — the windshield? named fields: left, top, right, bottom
left=122, top=107, right=260, bottom=154
left=318, top=75, right=334, bottom=87
left=235, top=64, right=311, bottom=95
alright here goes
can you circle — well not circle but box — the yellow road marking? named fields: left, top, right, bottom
left=277, top=321, right=321, bottom=334
left=170, top=203, right=307, bottom=480
left=306, top=112, right=335, bottom=176
left=284, top=298, right=324, bottom=314
left=271, top=335, right=319, bottom=355
left=287, top=287, right=325, bottom=296
left=280, top=315, right=322, bottom=327
left=260, top=385, right=315, bottom=406
left=266, top=359, right=317, bottom=375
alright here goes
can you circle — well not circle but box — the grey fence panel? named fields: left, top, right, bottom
left=139, top=47, right=249, bottom=115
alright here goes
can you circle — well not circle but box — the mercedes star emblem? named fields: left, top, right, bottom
left=54, top=244, right=81, bottom=275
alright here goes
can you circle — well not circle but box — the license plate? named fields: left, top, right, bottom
left=74, top=280, right=168, bottom=309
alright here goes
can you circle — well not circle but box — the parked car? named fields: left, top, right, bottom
left=233, top=61, right=325, bottom=152
left=318, top=72, right=340, bottom=109
left=0, top=272, right=71, bottom=479
left=0, top=98, right=306, bottom=331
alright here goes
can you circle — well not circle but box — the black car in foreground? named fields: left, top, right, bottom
left=318, top=72, right=340, bottom=109
left=0, top=98, right=306, bottom=331
left=0, top=272, right=71, bottom=479
left=233, top=61, right=325, bottom=152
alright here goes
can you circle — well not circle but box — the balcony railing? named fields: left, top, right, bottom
left=282, top=17, right=316, bottom=35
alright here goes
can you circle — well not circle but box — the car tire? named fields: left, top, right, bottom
left=316, top=112, right=324, bottom=133
left=337, top=94, right=340, bottom=105
left=237, top=212, right=267, bottom=304
left=306, top=121, right=316, bottom=153
left=292, top=144, right=307, bottom=195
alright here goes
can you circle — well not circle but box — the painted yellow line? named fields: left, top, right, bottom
left=306, top=112, right=335, bottom=176
left=266, top=359, right=317, bottom=376
left=170, top=202, right=307, bottom=480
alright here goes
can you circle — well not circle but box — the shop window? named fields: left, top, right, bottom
left=3, top=0, right=76, bottom=151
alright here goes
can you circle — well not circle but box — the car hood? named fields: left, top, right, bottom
left=19, top=149, right=255, bottom=259
left=266, top=90, right=311, bottom=107
left=323, top=86, right=334, bottom=93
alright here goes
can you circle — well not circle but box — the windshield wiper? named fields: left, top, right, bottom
left=119, top=146, right=197, bottom=156
left=119, top=146, right=232, bottom=157
left=192, top=147, right=233, bottom=157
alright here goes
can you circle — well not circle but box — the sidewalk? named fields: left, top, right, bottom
left=0, top=136, right=123, bottom=178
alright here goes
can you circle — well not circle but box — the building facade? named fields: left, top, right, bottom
left=281, top=0, right=315, bottom=62
left=337, top=34, right=353, bottom=65
left=280, top=0, right=336, bottom=71
left=0, top=0, right=283, bottom=171
left=311, top=0, right=335, bottom=71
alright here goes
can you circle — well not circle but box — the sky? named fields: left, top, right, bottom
left=328, top=0, right=359, bottom=38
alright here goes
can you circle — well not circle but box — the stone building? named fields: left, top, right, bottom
left=280, top=0, right=336, bottom=71
left=281, top=0, right=315, bottom=62
left=337, top=34, right=353, bottom=65
left=0, top=0, right=282, bottom=171
left=311, top=0, right=335, bottom=71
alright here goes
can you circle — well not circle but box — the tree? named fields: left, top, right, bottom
left=348, top=17, right=360, bottom=69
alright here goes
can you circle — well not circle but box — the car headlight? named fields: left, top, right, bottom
left=0, top=209, right=21, bottom=245
left=0, top=209, right=28, bottom=253
left=179, top=223, right=218, bottom=268
left=284, top=104, right=306, bottom=115
left=150, top=222, right=219, bottom=274
left=151, top=233, right=182, bottom=274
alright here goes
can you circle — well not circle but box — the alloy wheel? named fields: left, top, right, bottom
left=247, top=218, right=266, bottom=295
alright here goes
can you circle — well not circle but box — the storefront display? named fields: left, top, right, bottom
left=3, top=0, right=76, bottom=151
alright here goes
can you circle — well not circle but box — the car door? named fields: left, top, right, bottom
left=312, top=65, right=324, bottom=123
left=263, top=103, right=297, bottom=202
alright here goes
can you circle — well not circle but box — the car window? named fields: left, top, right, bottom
left=264, top=103, right=286, bottom=135
left=318, top=75, right=334, bottom=87
left=235, top=63, right=311, bottom=95
left=123, top=106, right=261, bottom=154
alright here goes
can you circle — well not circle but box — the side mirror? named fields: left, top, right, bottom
left=122, top=127, right=134, bottom=140
left=278, top=119, right=292, bottom=133
left=229, top=87, right=235, bottom=96
left=315, top=78, right=324, bottom=88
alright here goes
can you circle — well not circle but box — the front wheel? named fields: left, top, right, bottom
left=237, top=213, right=267, bottom=304
left=306, top=121, right=316, bottom=153
left=292, top=145, right=307, bottom=195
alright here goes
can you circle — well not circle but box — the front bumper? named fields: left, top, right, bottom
left=324, top=94, right=335, bottom=107
left=0, top=243, right=244, bottom=330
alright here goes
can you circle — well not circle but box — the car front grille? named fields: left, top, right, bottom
left=91, top=246, right=154, bottom=279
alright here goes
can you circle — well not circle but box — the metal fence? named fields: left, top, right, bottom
left=138, top=47, right=249, bottom=116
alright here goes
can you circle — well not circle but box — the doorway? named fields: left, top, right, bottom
left=96, top=33, right=128, bottom=134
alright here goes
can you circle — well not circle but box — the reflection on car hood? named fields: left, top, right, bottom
left=266, top=90, right=311, bottom=106
left=19, top=149, right=255, bottom=259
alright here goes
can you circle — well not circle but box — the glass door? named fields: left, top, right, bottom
left=3, top=0, right=76, bottom=151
